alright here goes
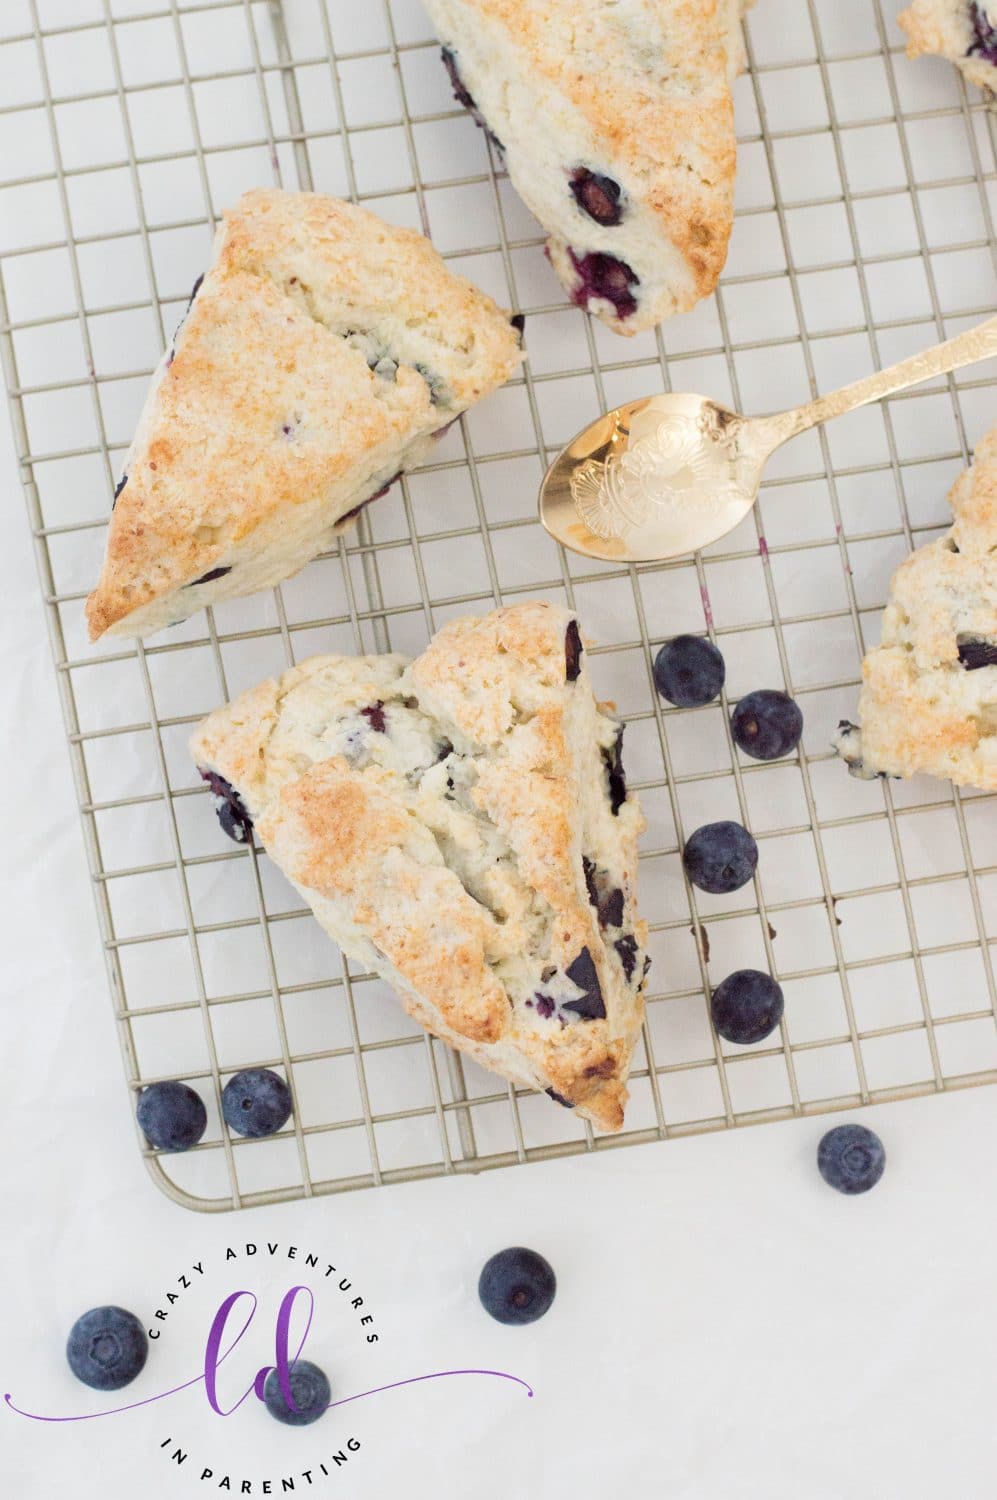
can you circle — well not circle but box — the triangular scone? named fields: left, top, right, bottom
left=86, top=190, right=523, bottom=640
left=835, top=425, right=997, bottom=791
left=190, top=602, right=649, bottom=1132
left=424, top=0, right=753, bottom=334
left=898, top=3, right=997, bottom=94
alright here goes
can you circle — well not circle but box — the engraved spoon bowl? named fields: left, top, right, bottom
left=539, top=314, right=997, bottom=562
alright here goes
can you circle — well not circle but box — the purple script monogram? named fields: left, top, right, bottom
left=4, top=1284, right=533, bottom=1424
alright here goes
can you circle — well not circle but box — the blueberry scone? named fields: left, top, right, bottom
left=86, top=190, right=523, bottom=641
left=425, top=0, right=753, bottom=335
left=898, top=2, right=997, bottom=94
left=190, top=602, right=649, bottom=1132
left=835, top=425, right=997, bottom=791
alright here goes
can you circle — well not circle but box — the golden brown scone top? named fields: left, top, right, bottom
left=86, top=190, right=522, bottom=640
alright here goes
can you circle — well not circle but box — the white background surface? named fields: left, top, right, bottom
left=4, top=0, right=997, bottom=1492
left=4, top=390, right=997, bottom=1499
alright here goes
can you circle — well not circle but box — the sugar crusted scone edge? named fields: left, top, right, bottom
left=189, top=601, right=648, bottom=1132
left=836, top=424, right=997, bottom=791
left=86, top=189, right=523, bottom=642
left=897, top=2, right=997, bottom=93
left=422, top=0, right=750, bottom=334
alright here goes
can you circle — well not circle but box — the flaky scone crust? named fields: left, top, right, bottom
left=841, top=424, right=997, bottom=790
left=86, top=190, right=521, bottom=640
left=424, top=0, right=752, bottom=333
left=190, top=602, right=648, bottom=1132
left=898, top=2, right=997, bottom=94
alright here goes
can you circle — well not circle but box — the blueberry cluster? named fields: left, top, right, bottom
left=136, top=1067, right=293, bottom=1155
left=651, top=635, right=806, bottom=1051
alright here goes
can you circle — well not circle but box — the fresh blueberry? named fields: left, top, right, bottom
left=683, top=821, right=758, bottom=895
left=711, top=969, right=784, bottom=1045
left=817, top=1123, right=886, bottom=1196
left=653, top=635, right=726, bottom=708
left=969, top=1, right=997, bottom=63
left=199, top=769, right=253, bottom=845
left=565, top=619, right=583, bottom=681
left=957, top=636, right=997, bottom=670
left=263, top=1361, right=330, bottom=1427
left=137, top=1080, right=207, bottom=1152
left=67, top=1307, right=148, bottom=1392
left=478, top=1247, right=556, bottom=1325
left=569, top=167, right=623, bottom=226
left=731, top=690, right=803, bottom=761
left=221, top=1069, right=292, bottom=1139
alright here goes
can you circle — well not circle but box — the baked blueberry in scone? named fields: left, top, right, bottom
left=898, top=2, right=997, bottom=94
left=85, top=190, right=523, bottom=641
left=189, top=602, right=649, bottom=1132
left=424, top=0, right=754, bottom=335
left=835, top=424, right=997, bottom=791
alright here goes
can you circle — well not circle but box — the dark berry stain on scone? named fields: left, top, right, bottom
left=189, top=565, right=232, bottom=586
left=598, top=886, right=625, bottom=930
left=615, top=934, right=638, bottom=983
left=440, top=47, right=504, bottom=150
left=582, top=855, right=625, bottom=929
left=563, top=947, right=606, bottom=1020
left=564, top=619, right=583, bottom=681
left=603, top=725, right=627, bottom=815
left=969, top=2, right=997, bottom=61
left=361, top=701, right=387, bottom=732
left=568, top=250, right=639, bottom=320
left=957, top=636, right=997, bottom=669
left=199, top=768, right=254, bottom=844
left=171, top=273, right=206, bottom=351
left=111, top=473, right=128, bottom=510
left=414, top=363, right=449, bottom=407
left=337, top=471, right=402, bottom=526
left=533, top=993, right=556, bottom=1020
left=510, top=312, right=526, bottom=340
left=545, top=1086, right=575, bottom=1108
left=570, top=168, right=624, bottom=226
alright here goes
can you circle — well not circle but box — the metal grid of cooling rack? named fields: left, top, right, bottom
left=2, top=0, right=997, bottom=1213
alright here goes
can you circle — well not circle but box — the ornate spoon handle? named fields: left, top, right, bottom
left=750, top=312, right=997, bottom=453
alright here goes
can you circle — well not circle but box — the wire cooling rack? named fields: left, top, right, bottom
left=2, top=0, right=997, bottom=1212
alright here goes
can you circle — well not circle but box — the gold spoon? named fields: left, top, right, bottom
left=539, top=315, right=997, bottom=562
